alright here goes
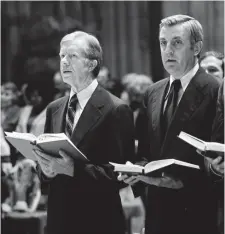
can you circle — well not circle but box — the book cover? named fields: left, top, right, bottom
left=5, top=132, right=88, bottom=162
left=110, top=159, right=200, bottom=176
left=178, top=131, right=224, bottom=154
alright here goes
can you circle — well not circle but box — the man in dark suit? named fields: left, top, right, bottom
left=120, top=15, right=220, bottom=234
left=201, top=80, right=224, bottom=234
left=33, top=31, right=135, bottom=234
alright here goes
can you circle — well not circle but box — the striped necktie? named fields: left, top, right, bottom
left=65, top=94, right=78, bottom=138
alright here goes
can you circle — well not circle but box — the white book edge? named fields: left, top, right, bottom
left=179, top=131, right=225, bottom=152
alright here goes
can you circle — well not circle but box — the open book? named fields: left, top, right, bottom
left=178, top=131, right=224, bottom=157
left=110, top=159, right=200, bottom=176
left=5, top=132, right=88, bottom=162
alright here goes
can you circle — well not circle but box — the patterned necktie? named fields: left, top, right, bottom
left=163, top=79, right=181, bottom=131
left=65, top=94, right=78, bottom=138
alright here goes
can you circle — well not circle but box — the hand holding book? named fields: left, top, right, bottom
left=5, top=132, right=88, bottom=162
left=115, top=160, right=191, bottom=189
left=118, top=169, right=184, bottom=189
left=178, top=131, right=225, bottom=158
left=33, top=147, right=74, bottom=177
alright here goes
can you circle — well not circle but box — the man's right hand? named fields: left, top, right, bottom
left=32, top=147, right=56, bottom=178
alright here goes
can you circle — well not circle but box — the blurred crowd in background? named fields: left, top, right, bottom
left=1, top=2, right=224, bottom=234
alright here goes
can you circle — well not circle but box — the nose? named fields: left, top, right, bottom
left=165, top=43, right=174, bottom=56
left=61, top=55, right=69, bottom=66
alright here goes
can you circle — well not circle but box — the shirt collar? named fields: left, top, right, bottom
left=69, top=79, right=98, bottom=109
left=169, top=62, right=199, bottom=91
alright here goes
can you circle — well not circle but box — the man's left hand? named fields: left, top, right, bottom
left=34, top=149, right=74, bottom=177
left=207, top=156, right=224, bottom=176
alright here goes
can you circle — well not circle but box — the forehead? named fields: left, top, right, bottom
left=60, top=35, right=88, bottom=53
left=201, top=56, right=223, bottom=68
left=159, top=24, right=190, bottom=40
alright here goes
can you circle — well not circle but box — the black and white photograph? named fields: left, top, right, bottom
left=1, top=1, right=224, bottom=234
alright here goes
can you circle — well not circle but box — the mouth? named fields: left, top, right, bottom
left=166, top=59, right=176, bottom=63
left=63, top=71, right=72, bottom=74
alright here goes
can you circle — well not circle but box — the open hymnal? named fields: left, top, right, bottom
left=178, top=131, right=224, bottom=158
left=110, top=159, right=200, bottom=176
left=5, top=132, right=88, bottom=162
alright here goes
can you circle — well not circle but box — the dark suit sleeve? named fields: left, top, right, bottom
left=211, top=80, right=224, bottom=143
left=132, top=90, right=151, bottom=197
left=36, top=105, right=52, bottom=193
left=74, top=104, right=135, bottom=188
left=204, top=81, right=224, bottom=183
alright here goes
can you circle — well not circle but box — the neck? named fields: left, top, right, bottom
left=72, top=76, right=94, bottom=93
left=173, top=58, right=198, bottom=79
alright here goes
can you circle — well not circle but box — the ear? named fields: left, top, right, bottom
left=194, top=41, right=203, bottom=57
left=89, top=60, right=97, bottom=72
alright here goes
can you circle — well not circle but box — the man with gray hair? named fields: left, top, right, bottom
left=33, top=31, right=135, bottom=234
left=120, top=15, right=220, bottom=234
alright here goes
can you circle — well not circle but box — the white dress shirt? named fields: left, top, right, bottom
left=163, top=63, right=199, bottom=112
left=69, top=79, right=98, bottom=130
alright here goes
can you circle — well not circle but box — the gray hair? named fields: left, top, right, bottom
left=61, top=31, right=103, bottom=77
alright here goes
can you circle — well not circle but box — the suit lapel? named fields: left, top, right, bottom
left=52, top=97, right=69, bottom=133
left=71, top=85, right=104, bottom=146
left=160, top=68, right=208, bottom=157
left=151, top=79, right=169, bottom=144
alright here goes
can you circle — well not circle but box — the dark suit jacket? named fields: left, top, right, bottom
left=135, top=68, right=220, bottom=234
left=208, top=80, right=224, bottom=234
left=39, top=85, right=135, bottom=234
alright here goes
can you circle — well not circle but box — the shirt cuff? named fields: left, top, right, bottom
left=209, top=163, right=224, bottom=182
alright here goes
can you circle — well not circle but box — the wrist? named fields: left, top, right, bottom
left=66, top=166, right=74, bottom=177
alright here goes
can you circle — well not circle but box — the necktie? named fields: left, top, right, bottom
left=65, top=94, right=78, bottom=138
left=163, top=79, right=181, bottom=131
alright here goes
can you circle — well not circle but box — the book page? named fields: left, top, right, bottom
left=37, top=133, right=67, bottom=142
left=6, top=132, right=36, bottom=141
left=144, top=159, right=174, bottom=174
left=109, top=162, right=144, bottom=174
left=173, top=159, right=200, bottom=169
left=144, top=159, right=200, bottom=174
left=178, top=132, right=206, bottom=151
left=37, top=136, right=88, bottom=161
left=206, top=142, right=225, bottom=152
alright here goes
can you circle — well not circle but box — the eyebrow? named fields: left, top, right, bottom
left=159, top=36, right=182, bottom=40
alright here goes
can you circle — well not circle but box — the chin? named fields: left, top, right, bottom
left=62, top=75, right=71, bottom=83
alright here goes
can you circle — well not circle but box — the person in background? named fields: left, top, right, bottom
left=1, top=82, right=22, bottom=177
left=120, top=74, right=153, bottom=233
left=1, top=82, right=21, bottom=132
left=198, top=80, right=224, bottom=234
left=10, top=77, right=55, bottom=211
left=97, top=66, right=122, bottom=97
left=121, top=74, right=153, bottom=150
left=2, top=158, right=41, bottom=213
left=53, top=71, right=70, bottom=100
left=199, top=50, right=224, bottom=83
left=16, top=77, right=55, bottom=137
left=33, top=31, right=135, bottom=234
left=120, top=14, right=220, bottom=234
left=120, top=73, right=138, bottom=105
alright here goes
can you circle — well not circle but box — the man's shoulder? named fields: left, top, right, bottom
left=96, top=85, right=128, bottom=108
left=47, top=96, right=68, bottom=111
left=194, top=68, right=220, bottom=93
left=145, top=77, right=169, bottom=95
left=196, top=68, right=219, bottom=85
